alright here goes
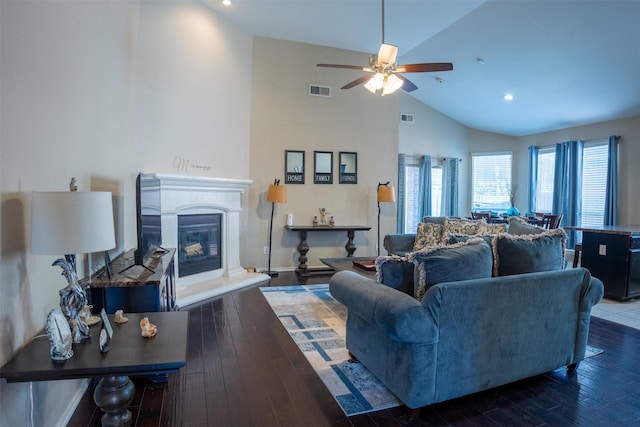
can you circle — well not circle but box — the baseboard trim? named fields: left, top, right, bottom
left=56, top=378, right=91, bottom=427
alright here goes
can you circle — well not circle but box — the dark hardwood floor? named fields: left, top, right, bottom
left=69, top=271, right=640, bottom=426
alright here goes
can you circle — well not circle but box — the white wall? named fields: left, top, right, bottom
left=0, top=1, right=252, bottom=424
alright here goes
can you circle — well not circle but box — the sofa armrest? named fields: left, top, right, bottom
left=330, top=271, right=438, bottom=344
left=383, top=233, right=416, bottom=256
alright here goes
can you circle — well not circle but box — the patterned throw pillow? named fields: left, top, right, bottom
left=443, top=218, right=484, bottom=240
left=413, top=222, right=444, bottom=251
left=479, top=222, right=507, bottom=235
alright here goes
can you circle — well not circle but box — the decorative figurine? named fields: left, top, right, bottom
left=140, top=317, right=157, bottom=338
left=329, top=216, right=335, bottom=227
left=313, top=216, right=319, bottom=227
left=319, top=208, right=327, bottom=225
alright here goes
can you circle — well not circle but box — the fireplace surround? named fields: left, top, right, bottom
left=146, top=173, right=268, bottom=307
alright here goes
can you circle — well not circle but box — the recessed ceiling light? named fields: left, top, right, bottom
left=222, top=0, right=231, bottom=5
left=503, top=93, right=514, bottom=101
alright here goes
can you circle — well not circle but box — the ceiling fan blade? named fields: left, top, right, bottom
left=396, top=62, right=454, bottom=73
left=341, top=75, right=372, bottom=90
left=317, top=64, right=367, bottom=71
left=396, top=74, right=418, bottom=92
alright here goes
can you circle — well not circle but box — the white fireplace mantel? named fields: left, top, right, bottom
left=147, top=173, right=268, bottom=306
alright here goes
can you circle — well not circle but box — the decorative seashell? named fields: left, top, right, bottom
left=114, top=310, right=129, bottom=324
left=140, top=316, right=157, bottom=338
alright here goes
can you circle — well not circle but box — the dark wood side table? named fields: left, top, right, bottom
left=285, top=225, right=371, bottom=276
left=84, top=248, right=176, bottom=314
left=0, top=311, right=188, bottom=426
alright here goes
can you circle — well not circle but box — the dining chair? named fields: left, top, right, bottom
left=471, top=211, right=491, bottom=222
left=541, top=214, right=563, bottom=229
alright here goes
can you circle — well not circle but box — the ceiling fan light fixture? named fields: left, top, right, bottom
left=370, top=73, right=385, bottom=90
left=378, top=43, right=398, bottom=66
left=382, top=74, right=403, bottom=95
left=364, top=80, right=377, bottom=93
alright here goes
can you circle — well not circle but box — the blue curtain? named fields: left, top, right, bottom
left=528, top=146, right=538, bottom=213
left=396, top=154, right=406, bottom=233
left=552, top=140, right=583, bottom=248
left=604, top=135, right=619, bottom=226
left=441, top=158, right=459, bottom=216
left=418, top=155, right=432, bottom=219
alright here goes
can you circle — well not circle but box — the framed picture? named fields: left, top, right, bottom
left=339, top=152, right=357, bottom=184
left=285, top=150, right=305, bottom=184
left=314, top=151, right=333, bottom=184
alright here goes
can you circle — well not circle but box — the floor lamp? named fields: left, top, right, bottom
left=266, top=179, right=287, bottom=277
left=377, top=181, right=396, bottom=256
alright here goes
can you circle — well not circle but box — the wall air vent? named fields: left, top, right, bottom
left=400, top=113, right=414, bottom=123
left=309, top=84, right=331, bottom=97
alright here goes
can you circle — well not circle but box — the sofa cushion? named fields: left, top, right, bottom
left=507, top=216, right=545, bottom=235
left=413, top=222, right=444, bottom=251
left=446, top=232, right=496, bottom=248
left=492, top=228, right=566, bottom=276
left=407, top=238, right=493, bottom=301
left=375, top=255, right=415, bottom=296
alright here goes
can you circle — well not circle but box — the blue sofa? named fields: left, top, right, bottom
left=329, top=267, right=604, bottom=410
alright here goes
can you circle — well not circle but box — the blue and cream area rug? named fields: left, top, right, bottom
left=260, top=284, right=402, bottom=416
left=260, top=284, right=604, bottom=417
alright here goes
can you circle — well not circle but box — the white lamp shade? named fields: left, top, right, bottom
left=370, top=73, right=385, bottom=90
left=31, top=191, right=116, bottom=255
left=383, top=74, right=403, bottom=95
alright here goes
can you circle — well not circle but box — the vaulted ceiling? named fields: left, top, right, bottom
left=205, top=0, right=640, bottom=137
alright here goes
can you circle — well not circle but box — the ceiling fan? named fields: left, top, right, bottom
left=317, top=0, right=453, bottom=95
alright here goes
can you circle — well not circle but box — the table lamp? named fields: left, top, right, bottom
left=31, top=185, right=116, bottom=344
left=377, top=181, right=396, bottom=256
left=266, top=179, right=287, bottom=277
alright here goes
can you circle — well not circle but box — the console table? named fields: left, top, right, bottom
left=565, top=225, right=640, bottom=301
left=285, top=225, right=371, bottom=276
left=83, top=248, right=176, bottom=314
left=0, top=311, right=188, bottom=426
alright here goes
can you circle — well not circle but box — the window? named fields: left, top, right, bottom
left=401, top=157, right=443, bottom=233
left=581, top=140, right=608, bottom=227
left=471, top=152, right=512, bottom=212
left=403, top=163, right=420, bottom=233
left=431, top=167, right=442, bottom=217
left=534, top=148, right=555, bottom=212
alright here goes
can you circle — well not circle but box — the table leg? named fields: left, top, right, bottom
left=93, top=375, right=136, bottom=426
left=296, top=231, right=310, bottom=276
left=345, top=230, right=357, bottom=256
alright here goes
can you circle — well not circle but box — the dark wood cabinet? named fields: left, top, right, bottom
left=569, top=226, right=640, bottom=301
left=84, top=248, right=176, bottom=313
